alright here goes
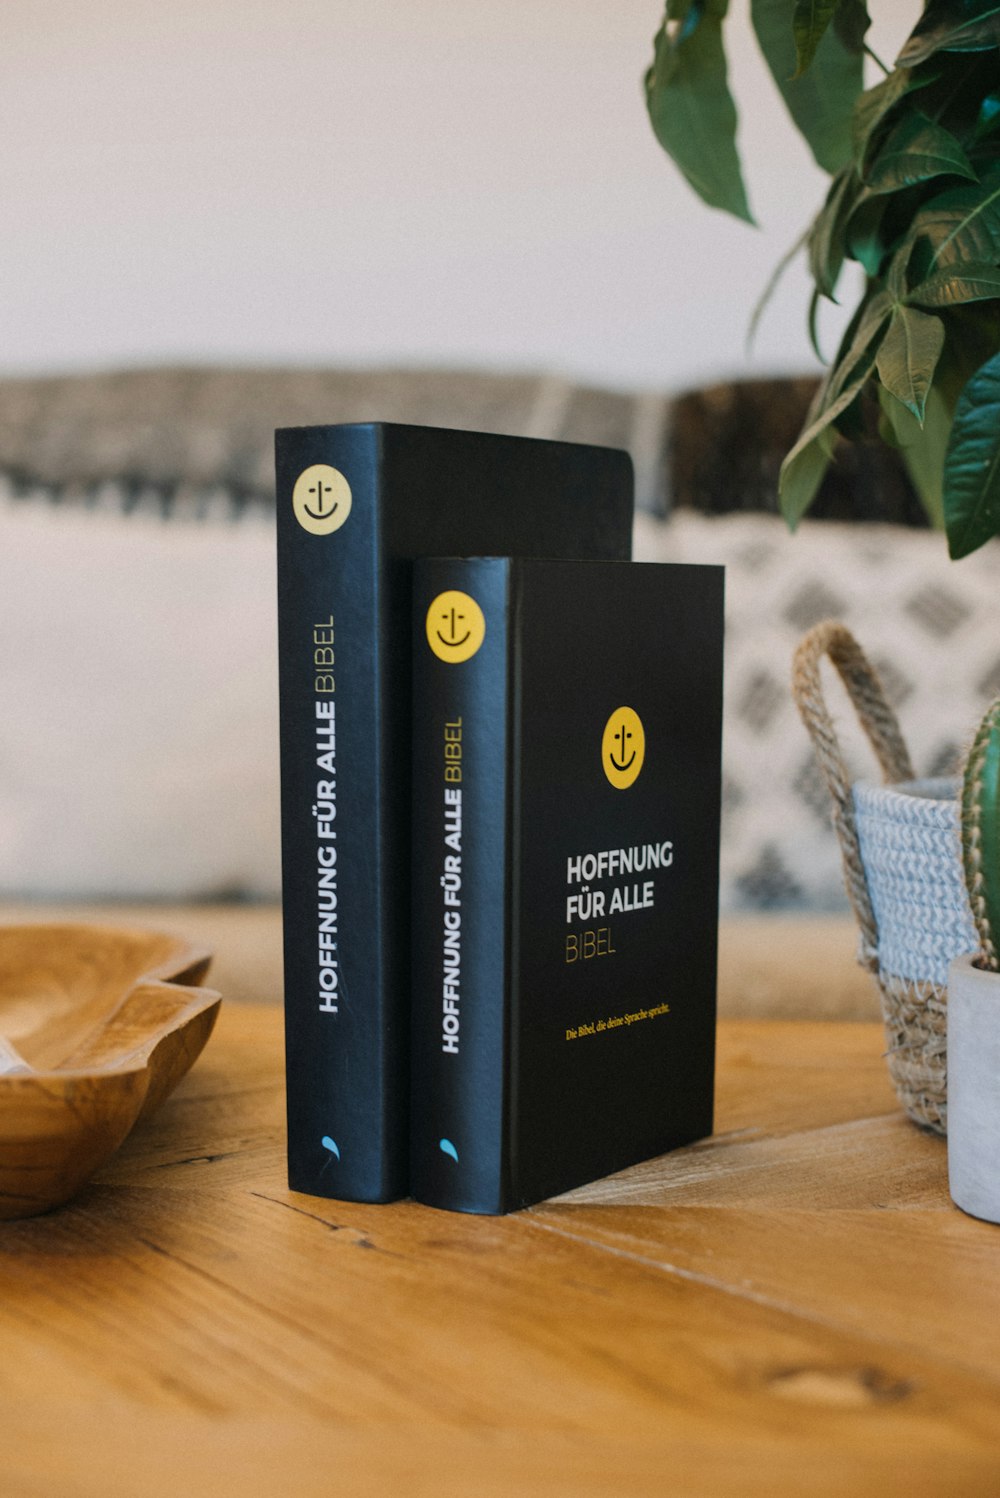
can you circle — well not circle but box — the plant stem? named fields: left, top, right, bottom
left=863, top=43, right=890, bottom=76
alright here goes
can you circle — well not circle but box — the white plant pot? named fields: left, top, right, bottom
left=947, top=953, right=1000, bottom=1224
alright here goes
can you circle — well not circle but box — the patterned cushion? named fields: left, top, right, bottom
left=0, top=366, right=672, bottom=517
left=635, top=511, right=1000, bottom=910
left=0, top=366, right=924, bottom=525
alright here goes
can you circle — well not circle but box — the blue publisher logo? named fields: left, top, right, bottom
left=321, top=1135, right=341, bottom=1160
left=439, top=1139, right=459, bottom=1163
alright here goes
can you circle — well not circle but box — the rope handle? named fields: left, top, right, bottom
left=791, top=620, right=915, bottom=969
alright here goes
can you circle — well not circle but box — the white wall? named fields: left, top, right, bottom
left=1, top=0, right=914, bottom=391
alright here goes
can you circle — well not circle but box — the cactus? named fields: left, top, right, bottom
left=961, top=698, right=1000, bottom=975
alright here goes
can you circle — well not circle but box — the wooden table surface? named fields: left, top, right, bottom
left=0, top=902, right=884, bottom=1020
left=3, top=950, right=1000, bottom=1497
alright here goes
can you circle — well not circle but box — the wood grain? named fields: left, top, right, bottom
left=0, top=924, right=219, bottom=1217
left=0, top=903, right=880, bottom=1018
left=0, top=985, right=997, bottom=1497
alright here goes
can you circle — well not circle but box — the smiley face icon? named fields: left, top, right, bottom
left=601, top=706, right=645, bottom=789
left=426, top=590, right=486, bottom=663
left=292, top=464, right=353, bottom=535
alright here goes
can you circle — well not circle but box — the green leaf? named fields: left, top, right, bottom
left=808, top=169, right=856, bottom=296
left=943, top=350, right=1000, bottom=557
left=852, top=67, right=915, bottom=163
left=913, top=49, right=995, bottom=142
left=864, top=111, right=977, bottom=194
left=908, top=261, right=1000, bottom=306
left=830, top=291, right=897, bottom=435
left=808, top=285, right=824, bottom=359
left=829, top=287, right=894, bottom=395
left=833, top=0, right=871, bottom=55
left=779, top=437, right=832, bottom=528
left=779, top=294, right=889, bottom=527
left=878, top=383, right=950, bottom=526
left=875, top=305, right=945, bottom=420
left=886, top=240, right=911, bottom=300
left=975, top=91, right=1000, bottom=139
left=844, top=186, right=894, bottom=275
left=917, top=173, right=1000, bottom=269
left=792, top=0, right=838, bottom=77
left=898, top=0, right=1000, bottom=69
left=943, top=302, right=1000, bottom=376
left=779, top=355, right=876, bottom=526
left=751, top=0, right=862, bottom=172
left=646, top=0, right=754, bottom=222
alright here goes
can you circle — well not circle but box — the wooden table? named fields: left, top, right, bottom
left=3, top=972, right=1000, bottom=1496
left=0, top=903, right=885, bottom=1020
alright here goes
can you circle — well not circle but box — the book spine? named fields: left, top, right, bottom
left=276, top=425, right=406, bottom=1203
left=410, top=557, right=513, bottom=1213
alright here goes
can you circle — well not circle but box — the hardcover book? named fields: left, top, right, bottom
left=275, top=423, right=633, bottom=1203
left=410, top=556, right=724, bottom=1213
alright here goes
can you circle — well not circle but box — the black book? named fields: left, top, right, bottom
left=275, top=424, right=633, bottom=1203
left=410, top=556, right=723, bottom=1213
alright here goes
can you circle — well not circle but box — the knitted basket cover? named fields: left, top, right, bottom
left=792, top=623, right=980, bottom=1135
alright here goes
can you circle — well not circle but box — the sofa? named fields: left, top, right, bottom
left=2, top=365, right=998, bottom=913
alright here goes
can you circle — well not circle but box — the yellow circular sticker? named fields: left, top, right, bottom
left=292, top=464, right=352, bottom=535
left=426, top=590, right=486, bottom=664
left=602, top=706, right=645, bottom=789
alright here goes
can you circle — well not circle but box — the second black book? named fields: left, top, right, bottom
left=411, top=557, right=724, bottom=1213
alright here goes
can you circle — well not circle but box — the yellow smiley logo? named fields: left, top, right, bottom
left=426, top=590, right=486, bottom=664
left=602, top=706, right=645, bottom=789
left=292, top=464, right=352, bottom=535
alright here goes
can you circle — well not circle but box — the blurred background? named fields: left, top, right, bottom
left=5, top=0, right=985, bottom=921
left=2, top=0, right=863, bottom=386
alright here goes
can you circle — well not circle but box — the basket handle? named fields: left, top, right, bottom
left=791, top=620, right=915, bottom=970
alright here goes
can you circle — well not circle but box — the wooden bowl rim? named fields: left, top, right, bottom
left=0, top=922, right=220, bottom=1081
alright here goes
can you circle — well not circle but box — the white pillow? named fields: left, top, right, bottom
left=4, top=499, right=997, bottom=909
left=0, top=499, right=281, bottom=899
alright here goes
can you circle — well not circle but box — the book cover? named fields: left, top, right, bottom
left=410, top=556, right=723, bottom=1213
left=275, top=424, right=633, bottom=1203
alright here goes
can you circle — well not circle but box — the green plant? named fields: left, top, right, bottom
left=962, top=696, right=1000, bottom=971
left=645, top=0, right=1000, bottom=558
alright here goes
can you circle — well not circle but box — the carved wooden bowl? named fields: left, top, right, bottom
left=0, top=924, right=220, bottom=1219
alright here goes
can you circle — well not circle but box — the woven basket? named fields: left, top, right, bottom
left=792, top=622, right=978, bottom=1135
